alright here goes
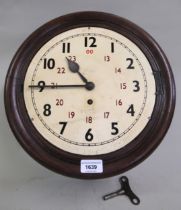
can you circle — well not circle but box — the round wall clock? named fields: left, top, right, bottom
left=4, top=12, right=175, bottom=179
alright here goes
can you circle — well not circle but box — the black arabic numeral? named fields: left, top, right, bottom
left=59, top=122, right=67, bottom=134
left=43, top=104, right=51, bottom=116
left=38, top=81, right=45, bottom=92
left=127, top=104, right=135, bottom=116
left=133, top=80, right=140, bottom=92
left=43, top=58, right=55, bottom=69
left=111, top=122, right=119, bottom=135
left=126, top=58, right=135, bottom=69
left=85, top=37, right=97, bottom=47
left=111, top=42, right=114, bottom=53
left=85, top=128, right=93, bottom=141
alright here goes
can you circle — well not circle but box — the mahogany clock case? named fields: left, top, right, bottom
left=4, top=12, right=176, bottom=179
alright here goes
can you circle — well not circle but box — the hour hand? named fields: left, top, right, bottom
left=66, top=57, right=79, bottom=73
left=66, top=57, right=88, bottom=83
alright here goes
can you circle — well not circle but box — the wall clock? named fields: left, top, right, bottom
left=4, top=11, right=175, bottom=179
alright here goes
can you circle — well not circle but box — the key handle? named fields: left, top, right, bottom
left=103, top=176, right=140, bottom=205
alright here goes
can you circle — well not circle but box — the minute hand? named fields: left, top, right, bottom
left=29, top=83, right=95, bottom=91
left=29, top=84, right=86, bottom=88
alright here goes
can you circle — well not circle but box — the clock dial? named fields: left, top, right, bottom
left=24, top=27, right=156, bottom=155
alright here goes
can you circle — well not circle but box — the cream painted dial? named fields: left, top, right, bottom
left=24, top=27, right=156, bottom=155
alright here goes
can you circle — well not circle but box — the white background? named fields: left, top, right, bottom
left=0, top=0, right=180, bottom=209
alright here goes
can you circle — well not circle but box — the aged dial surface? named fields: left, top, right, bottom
left=24, top=27, right=156, bottom=155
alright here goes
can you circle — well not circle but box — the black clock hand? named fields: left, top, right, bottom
left=29, top=84, right=86, bottom=88
left=29, top=83, right=94, bottom=91
left=66, top=57, right=88, bottom=83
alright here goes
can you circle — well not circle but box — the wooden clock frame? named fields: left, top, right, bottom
left=4, top=11, right=176, bottom=179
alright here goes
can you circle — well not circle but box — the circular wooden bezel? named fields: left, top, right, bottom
left=4, top=11, right=176, bottom=179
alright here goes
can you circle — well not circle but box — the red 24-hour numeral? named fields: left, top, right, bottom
left=57, top=67, right=65, bottom=74
left=116, top=99, right=122, bottom=106
left=120, top=83, right=127, bottom=89
left=115, top=67, right=121, bottom=73
left=104, top=56, right=110, bottom=62
left=104, top=112, right=110, bottom=118
left=86, top=116, right=92, bottom=123
left=86, top=49, right=94, bottom=54
left=67, top=56, right=76, bottom=61
left=68, top=112, right=75, bottom=118
left=56, top=99, right=64, bottom=106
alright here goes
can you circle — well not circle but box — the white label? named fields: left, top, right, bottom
left=81, top=160, right=103, bottom=173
